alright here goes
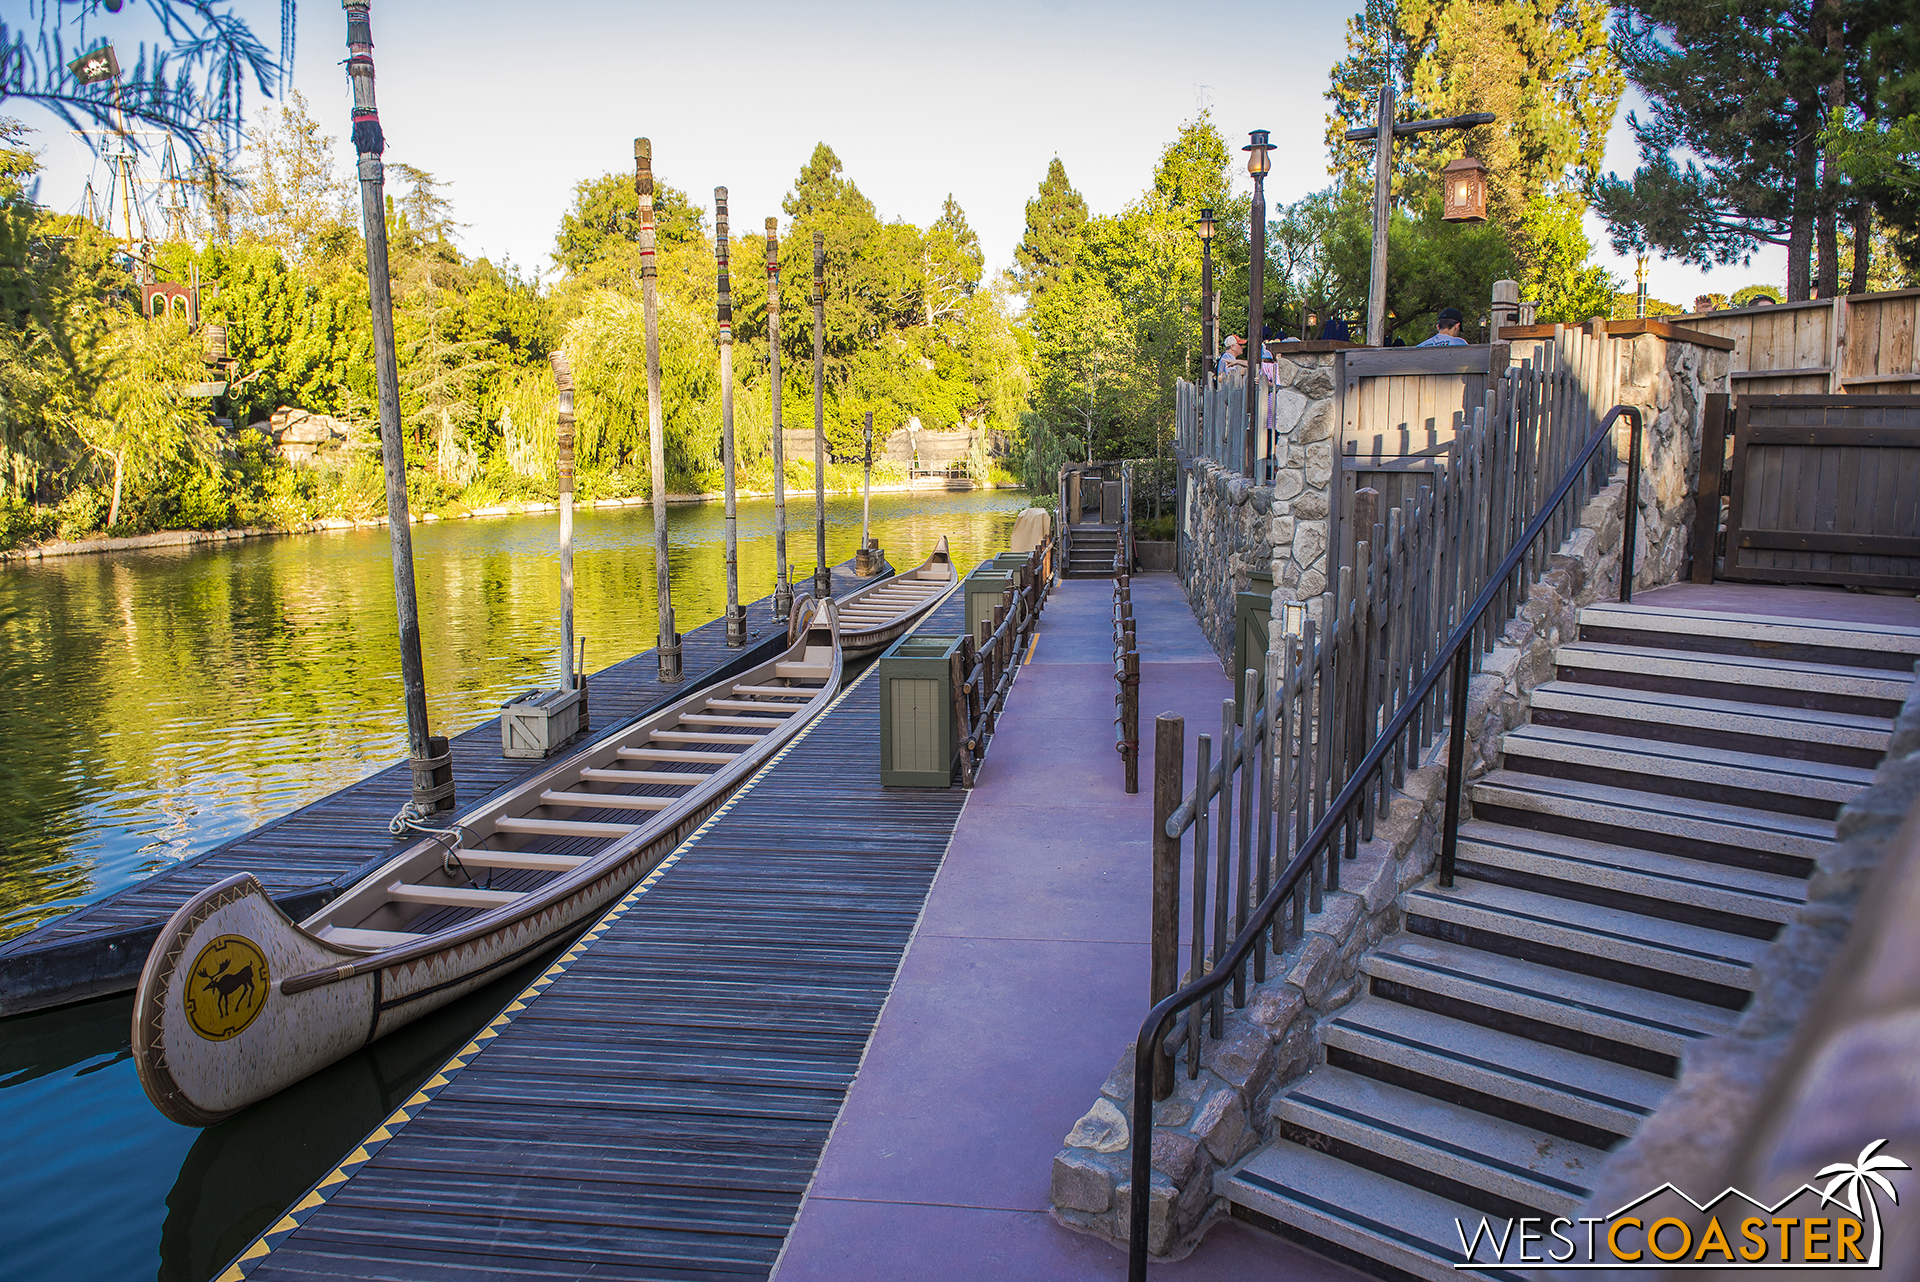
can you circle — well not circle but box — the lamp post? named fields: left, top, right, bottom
left=1197, top=206, right=1216, bottom=369
left=1635, top=252, right=1650, bottom=319
left=767, top=218, right=791, bottom=621
left=1345, top=97, right=1496, bottom=347
left=1243, top=130, right=1272, bottom=480
left=343, top=1, right=453, bottom=816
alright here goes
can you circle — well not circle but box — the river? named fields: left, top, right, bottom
left=0, top=486, right=1030, bottom=1282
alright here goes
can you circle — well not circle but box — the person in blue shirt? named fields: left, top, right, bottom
left=1415, top=307, right=1467, bottom=347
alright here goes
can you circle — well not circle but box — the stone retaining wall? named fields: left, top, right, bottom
left=1608, top=332, right=1732, bottom=589
left=1178, top=458, right=1273, bottom=665
left=1178, top=354, right=1339, bottom=665
left=1052, top=466, right=1641, bottom=1258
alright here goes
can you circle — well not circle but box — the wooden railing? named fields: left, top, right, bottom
left=1113, top=573, right=1138, bottom=793
left=948, top=544, right=1051, bottom=788
left=1127, top=333, right=1643, bottom=1277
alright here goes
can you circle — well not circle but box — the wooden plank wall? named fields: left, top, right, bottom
left=1723, top=396, right=1920, bottom=590
left=1332, top=328, right=1619, bottom=590
left=1673, top=289, right=1920, bottom=396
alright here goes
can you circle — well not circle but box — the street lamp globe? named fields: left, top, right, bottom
left=1197, top=207, right=1216, bottom=243
left=1244, top=130, right=1273, bottom=178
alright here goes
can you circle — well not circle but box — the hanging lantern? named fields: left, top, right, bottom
left=1441, top=156, right=1488, bottom=223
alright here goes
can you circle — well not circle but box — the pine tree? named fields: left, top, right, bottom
left=1593, top=0, right=1893, bottom=300
left=1014, top=158, right=1087, bottom=301
left=922, top=195, right=982, bottom=326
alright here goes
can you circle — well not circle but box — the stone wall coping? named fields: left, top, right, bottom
left=1497, top=318, right=1737, bottom=353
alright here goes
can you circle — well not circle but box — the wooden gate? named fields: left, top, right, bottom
left=1706, top=395, right=1920, bottom=590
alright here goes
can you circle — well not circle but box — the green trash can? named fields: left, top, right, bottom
left=964, top=563, right=1013, bottom=644
left=879, top=632, right=963, bottom=788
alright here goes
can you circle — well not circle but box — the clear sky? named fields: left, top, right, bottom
left=21, top=0, right=1783, bottom=310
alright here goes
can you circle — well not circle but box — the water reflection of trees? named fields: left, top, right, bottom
left=0, top=491, right=1023, bottom=940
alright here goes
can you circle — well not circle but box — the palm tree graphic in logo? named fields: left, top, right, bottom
left=1818, top=1139, right=1912, bottom=1265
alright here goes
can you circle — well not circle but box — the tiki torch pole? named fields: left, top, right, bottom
left=344, top=0, right=452, bottom=815
left=552, top=351, right=575, bottom=691
left=811, top=231, right=829, bottom=598
left=636, top=138, right=680, bottom=680
left=717, top=187, right=744, bottom=645
left=767, top=218, right=791, bottom=621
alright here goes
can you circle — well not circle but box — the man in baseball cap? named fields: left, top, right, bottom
left=1416, top=307, right=1467, bottom=347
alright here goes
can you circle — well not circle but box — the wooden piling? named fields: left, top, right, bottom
left=717, top=187, right=743, bottom=645
left=344, top=1, right=451, bottom=813
left=767, top=218, right=790, bottom=620
left=551, top=351, right=576, bottom=692
left=636, top=138, right=679, bottom=680
left=811, top=232, right=829, bottom=597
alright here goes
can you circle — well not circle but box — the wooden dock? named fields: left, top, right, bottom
left=220, top=590, right=970, bottom=1281
left=0, top=558, right=882, bottom=1016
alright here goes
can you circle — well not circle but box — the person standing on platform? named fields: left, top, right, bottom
left=1216, top=333, right=1247, bottom=375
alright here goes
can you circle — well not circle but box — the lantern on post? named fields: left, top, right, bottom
left=1440, top=156, right=1488, bottom=223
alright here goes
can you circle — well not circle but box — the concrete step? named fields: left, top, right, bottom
left=1403, top=880, right=1769, bottom=1009
left=1553, top=641, right=1911, bottom=718
left=1499, top=723, right=1869, bottom=821
left=1576, top=602, right=1920, bottom=673
left=1321, top=997, right=1670, bottom=1144
left=1362, top=932, right=1740, bottom=1068
left=1469, top=769, right=1829, bottom=878
left=1528, top=680, right=1890, bottom=770
left=1218, top=1140, right=1531, bottom=1281
left=1452, top=818, right=1807, bottom=939
left=1272, top=1065, right=1606, bottom=1219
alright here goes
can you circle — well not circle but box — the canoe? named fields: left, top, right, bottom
left=133, top=598, right=846, bottom=1126
left=799, top=536, right=956, bottom=659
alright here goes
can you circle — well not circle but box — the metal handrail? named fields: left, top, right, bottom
left=1124, top=404, right=1643, bottom=1279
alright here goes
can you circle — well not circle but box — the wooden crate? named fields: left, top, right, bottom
left=500, top=686, right=585, bottom=759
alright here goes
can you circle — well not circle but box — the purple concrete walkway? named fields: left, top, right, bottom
left=772, top=576, right=1357, bottom=1281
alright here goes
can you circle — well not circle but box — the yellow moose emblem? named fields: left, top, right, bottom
left=183, top=935, right=270, bottom=1040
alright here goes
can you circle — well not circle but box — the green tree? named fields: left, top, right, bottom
left=1325, top=0, right=1621, bottom=212
left=238, top=91, right=355, bottom=266
left=1014, top=158, right=1088, bottom=302
left=551, top=170, right=705, bottom=276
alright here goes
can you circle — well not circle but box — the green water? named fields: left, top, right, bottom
left=0, top=486, right=1028, bottom=1282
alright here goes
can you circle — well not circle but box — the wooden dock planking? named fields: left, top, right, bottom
left=225, top=591, right=971, bottom=1282
left=0, top=558, right=886, bottom=1016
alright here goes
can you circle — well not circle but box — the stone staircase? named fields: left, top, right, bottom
left=1217, top=601, right=1920, bottom=1279
left=1065, top=525, right=1120, bottom=579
